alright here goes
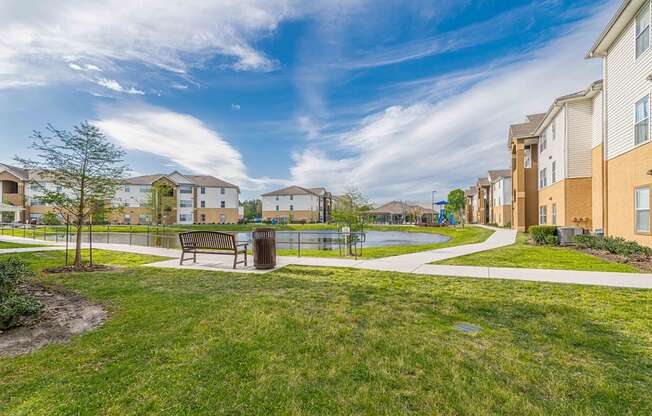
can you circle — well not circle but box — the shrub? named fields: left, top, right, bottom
left=529, top=226, right=559, bottom=245
left=0, top=257, right=42, bottom=330
left=573, top=234, right=652, bottom=258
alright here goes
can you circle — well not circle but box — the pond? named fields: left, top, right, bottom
left=47, top=229, right=450, bottom=251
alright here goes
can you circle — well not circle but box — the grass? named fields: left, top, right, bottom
left=436, top=233, right=640, bottom=273
left=0, top=241, right=46, bottom=249
left=0, top=252, right=650, bottom=415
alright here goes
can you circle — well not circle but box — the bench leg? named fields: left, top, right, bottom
left=233, top=252, right=237, bottom=269
left=244, top=250, right=248, bottom=267
left=179, top=251, right=186, bottom=265
left=194, top=251, right=197, bottom=263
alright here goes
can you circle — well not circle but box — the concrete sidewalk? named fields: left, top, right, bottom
left=2, top=227, right=652, bottom=289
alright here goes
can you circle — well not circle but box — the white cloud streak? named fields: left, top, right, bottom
left=290, top=4, right=612, bottom=203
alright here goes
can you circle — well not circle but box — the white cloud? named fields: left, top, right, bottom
left=231, top=104, right=241, bottom=111
left=290, top=5, right=612, bottom=203
left=95, top=78, right=145, bottom=95
left=0, top=0, right=307, bottom=90
left=94, top=104, right=276, bottom=190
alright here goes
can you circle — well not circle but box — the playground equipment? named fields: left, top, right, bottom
left=435, top=200, right=457, bottom=226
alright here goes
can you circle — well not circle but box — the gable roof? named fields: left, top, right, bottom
left=477, top=177, right=490, bottom=187
left=587, top=0, right=646, bottom=58
left=367, top=201, right=433, bottom=215
left=187, top=175, right=239, bottom=190
left=507, top=113, right=546, bottom=148
left=487, top=169, right=512, bottom=182
left=123, top=172, right=239, bottom=189
left=261, top=185, right=324, bottom=197
left=0, top=163, right=29, bottom=180
left=533, top=80, right=603, bottom=135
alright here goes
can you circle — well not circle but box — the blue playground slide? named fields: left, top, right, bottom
left=435, top=200, right=457, bottom=226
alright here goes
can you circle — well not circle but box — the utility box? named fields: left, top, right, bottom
left=558, top=227, right=583, bottom=246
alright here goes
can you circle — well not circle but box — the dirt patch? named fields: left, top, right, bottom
left=574, top=248, right=652, bottom=273
left=0, top=284, right=107, bottom=357
left=43, top=264, right=117, bottom=274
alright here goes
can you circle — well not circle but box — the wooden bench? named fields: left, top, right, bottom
left=178, top=231, right=248, bottom=269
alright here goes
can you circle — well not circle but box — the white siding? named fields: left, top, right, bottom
left=198, top=187, right=239, bottom=209
left=262, top=194, right=318, bottom=212
left=113, top=185, right=151, bottom=208
left=491, top=177, right=512, bottom=207
left=605, top=1, right=652, bottom=160
left=592, top=90, right=604, bottom=148
left=539, top=107, right=567, bottom=188
left=566, top=100, right=594, bottom=178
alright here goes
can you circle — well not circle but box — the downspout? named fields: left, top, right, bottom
left=602, top=55, right=609, bottom=236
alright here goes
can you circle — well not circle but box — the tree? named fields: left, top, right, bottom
left=447, top=189, right=466, bottom=228
left=41, top=212, right=61, bottom=225
left=16, top=122, right=127, bottom=268
left=242, top=199, right=262, bottom=220
left=331, top=187, right=370, bottom=255
left=145, top=183, right=176, bottom=225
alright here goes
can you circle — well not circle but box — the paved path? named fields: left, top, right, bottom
left=2, top=227, right=652, bottom=289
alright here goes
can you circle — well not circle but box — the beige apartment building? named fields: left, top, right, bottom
left=533, top=81, right=602, bottom=229
left=0, top=163, right=65, bottom=223
left=475, top=177, right=491, bottom=224
left=261, top=186, right=332, bottom=223
left=488, top=169, right=512, bottom=227
left=509, top=114, right=546, bottom=231
left=588, top=0, right=652, bottom=246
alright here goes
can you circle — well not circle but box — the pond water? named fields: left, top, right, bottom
left=49, top=230, right=450, bottom=251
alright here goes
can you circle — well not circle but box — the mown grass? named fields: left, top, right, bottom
left=0, top=241, right=46, bottom=249
left=436, top=233, right=639, bottom=273
left=0, top=252, right=650, bottom=415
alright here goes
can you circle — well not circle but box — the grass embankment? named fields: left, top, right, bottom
left=437, top=233, right=639, bottom=273
left=0, top=241, right=46, bottom=249
left=1, top=251, right=650, bottom=414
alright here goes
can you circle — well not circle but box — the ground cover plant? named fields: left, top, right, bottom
left=0, top=252, right=650, bottom=415
left=0, top=257, right=42, bottom=330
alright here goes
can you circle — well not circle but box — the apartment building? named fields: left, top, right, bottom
left=533, top=81, right=602, bottom=229
left=475, top=177, right=491, bottom=224
left=509, top=113, right=546, bottom=231
left=587, top=0, right=652, bottom=246
left=261, top=186, right=332, bottom=223
left=488, top=169, right=512, bottom=227
left=112, top=172, right=241, bottom=225
left=464, top=187, right=476, bottom=224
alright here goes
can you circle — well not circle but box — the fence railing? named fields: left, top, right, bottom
left=0, top=223, right=366, bottom=258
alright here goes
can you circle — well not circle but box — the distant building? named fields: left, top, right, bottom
left=261, top=186, right=332, bottom=223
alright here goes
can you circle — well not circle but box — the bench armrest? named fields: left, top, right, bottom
left=236, top=243, right=248, bottom=247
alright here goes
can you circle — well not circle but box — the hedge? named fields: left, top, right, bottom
left=574, top=234, right=652, bottom=258
left=529, top=225, right=559, bottom=245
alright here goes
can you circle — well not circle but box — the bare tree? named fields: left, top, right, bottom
left=16, top=122, right=127, bottom=268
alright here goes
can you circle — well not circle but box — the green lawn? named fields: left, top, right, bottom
left=436, top=233, right=639, bottom=273
left=1, top=251, right=651, bottom=414
left=0, top=241, right=46, bottom=249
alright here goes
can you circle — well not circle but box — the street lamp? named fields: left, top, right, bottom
left=431, top=190, right=437, bottom=225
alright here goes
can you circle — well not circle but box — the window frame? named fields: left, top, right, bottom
left=635, top=185, right=651, bottom=234
left=220, top=201, right=226, bottom=208
left=636, top=2, right=651, bottom=59
left=552, top=161, right=557, bottom=183
left=179, top=199, right=193, bottom=208
left=634, top=94, right=650, bottom=146
left=552, top=203, right=557, bottom=225
left=539, top=206, right=547, bottom=225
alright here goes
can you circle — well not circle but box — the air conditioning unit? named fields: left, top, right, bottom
left=558, top=227, right=584, bottom=245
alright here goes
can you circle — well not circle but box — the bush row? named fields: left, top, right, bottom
left=574, top=234, right=652, bottom=258
left=0, top=257, right=42, bottom=330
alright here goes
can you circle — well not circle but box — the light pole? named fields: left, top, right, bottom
left=431, top=190, right=437, bottom=225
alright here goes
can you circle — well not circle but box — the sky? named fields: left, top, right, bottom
left=0, top=0, right=618, bottom=204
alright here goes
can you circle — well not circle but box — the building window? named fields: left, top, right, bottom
left=139, top=186, right=151, bottom=193
left=551, top=121, right=556, bottom=141
left=124, top=185, right=130, bottom=192
left=179, top=186, right=193, bottom=194
left=552, top=204, right=557, bottom=225
left=635, top=186, right=650, bottom=233
left=636, top=4, right=650, bottom=58
left=179, top=214, right=192, bottom=222
left=290, top=205, right=294, bottom=211
left=524, top=146, right=532, bottom=169
left=275, top=196, right=279, bottom=201
left=290, top=195, right=294, bottom=201
left=200, top=200, right=205, bottom=208
left=276, top=205, right=279, bottom=211
left=552, top=161, right=557, bottom=183
left=540, top=131, right=547, bottom=153
left=201, top=214, right=206, bottom=222
left=539, top=168, right=547, bottom=189
left=139, top=214, right=149, bottom=224
left=539, top=206, right=547, bottom=225
left=179, top=199, right=193, bottom=208
left=635, top=95, right=650, bottom=145
left=124, top=214, right=131, bottom=224
left=220, top=187, right=225, bottom=195
left=200, top=187, right=205, bottom=195
left=220, top=201, right=226, bottom=208
left=219, top=213, right=226, bottom=224
left=30, top=198, right=46, bottom=206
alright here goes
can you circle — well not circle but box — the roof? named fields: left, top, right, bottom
left=0, top=163, right=29, bottom=180
left=367, top=201, right=433, bottom=215
left=123, top=172, right=239, bottom=189
left=464, top=187, right=477, bottom=197
left=261, top=185, right=324, bottom=197
left=487, top=169, right=512, bottom=182
left=477, top=178, right=490, bottom=187
left=507, top=113, right=546, bottom=148
left=534, top=80, right=603, bottom=135
left=587, top=0, right=646, bottom=58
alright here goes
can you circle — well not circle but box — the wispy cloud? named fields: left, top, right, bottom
left=289, top=3, right=613, bottom=203
left=93, top=103, right=281, bottom=190
left=95, top=78, right=144, bottom=95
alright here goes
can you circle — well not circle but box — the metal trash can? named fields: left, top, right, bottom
left=253, top=228, right=276, bottom=269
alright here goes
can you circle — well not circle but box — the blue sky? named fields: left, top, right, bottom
left=0, top=0, right=617, bottom=203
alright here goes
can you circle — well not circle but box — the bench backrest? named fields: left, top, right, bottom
left=179, top=231, right=236, bottom=250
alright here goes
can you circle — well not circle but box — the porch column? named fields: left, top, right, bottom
left=14, top=210, right=20, bottom=222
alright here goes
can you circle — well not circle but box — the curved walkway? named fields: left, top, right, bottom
left=2, top=226, right=652, bottom=289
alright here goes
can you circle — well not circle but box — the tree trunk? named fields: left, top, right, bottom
left=74, top=222, right=83, bottom=267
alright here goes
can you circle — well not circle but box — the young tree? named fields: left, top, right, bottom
left=447, top=189, right=466, bottom=228
left=331, top=187, right=370, bottom=255
left=145, top=183, right=176, bottom=225
left=16, top=122, right=127, bottom=268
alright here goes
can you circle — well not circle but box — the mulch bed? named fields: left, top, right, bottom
left=43, top=264, right=117, bottom=274
left=0, top=284, right=107, bottom=357
left=573, top=248, right=652, bottom=273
